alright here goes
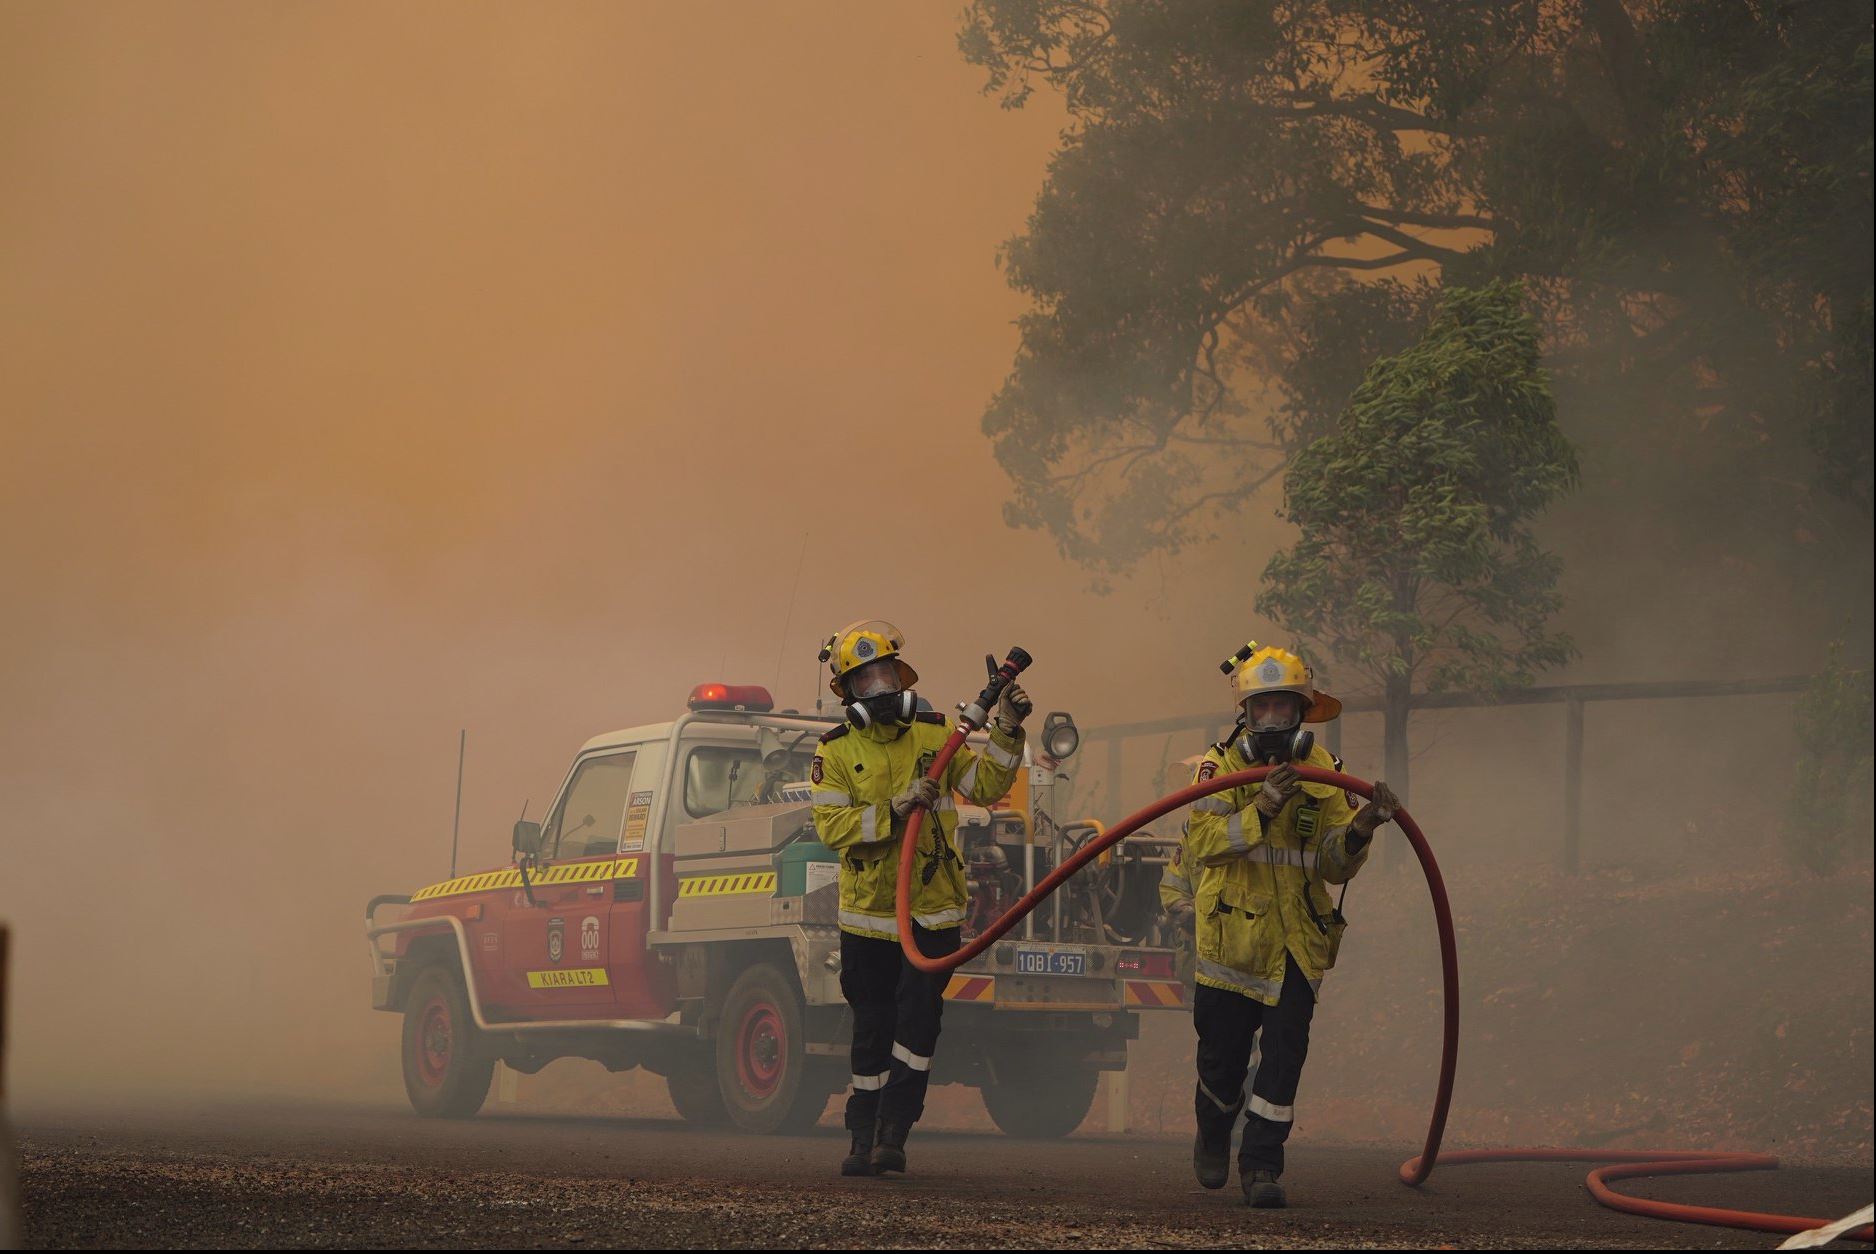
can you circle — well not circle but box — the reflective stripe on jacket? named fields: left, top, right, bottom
left=1185, top=740, right=1367, bottom=1005
left=811, top=715, right=1024, bottom=940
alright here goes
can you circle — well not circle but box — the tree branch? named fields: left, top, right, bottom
left=1295, top=249, right=1442, bottom=272
left=1356, top=203, right=1499, bottom=232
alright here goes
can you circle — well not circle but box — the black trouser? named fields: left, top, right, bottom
left=1192, top=953, right=1316, bottom=1176
left=841, top=924, right=961, bottom=1134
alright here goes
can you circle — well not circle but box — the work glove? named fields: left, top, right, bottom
left=890, top=776, right=942, bottom=817
left=1252, top=762, right=1301, bottom=820
left=993, top=682, right=1033, bottom=734
left=1349, top=781, right=1401, bottom=845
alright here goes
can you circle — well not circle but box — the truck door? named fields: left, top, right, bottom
left=609, top=770, right=666, bottom=1018
left=502, top=750, right=636, bottom=1017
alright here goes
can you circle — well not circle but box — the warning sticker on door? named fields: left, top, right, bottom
left=622, top=791, right=654, bottom=852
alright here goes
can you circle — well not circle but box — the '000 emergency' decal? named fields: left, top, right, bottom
left=411, top=857, right=641, bottom=903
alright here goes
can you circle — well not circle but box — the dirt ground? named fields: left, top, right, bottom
left=15, top=1102, right=1875, bottom=1250
left=498, top=859, right=1876, bottom=1166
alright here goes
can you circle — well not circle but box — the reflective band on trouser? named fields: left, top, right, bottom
left=984, top=741, right=1019, bottom=768
left=1198, top=1078, right=1244, bottom=1114
left=952, top=760, right=980, bottom=795
left=839, top=908, right=896, bottom=937
left=1196, top=958, right=1283, bottom=1002
left=851, top=1070, right=891, bottom=1091
left=891, top=1041, right=932, bottom=1072
left=813, top=789, right=853, bottom=807
left=1248, top=1093, right=1293, bottom=1123
left=912, top=906, right=965, bottom=929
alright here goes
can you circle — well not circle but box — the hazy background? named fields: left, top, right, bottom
left=0, top=1, right=1259, bottom=1103
left=2, top=3, right=1867, bottom=1156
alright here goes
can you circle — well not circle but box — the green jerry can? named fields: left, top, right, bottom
left=774, top=833, right=839, bottom=897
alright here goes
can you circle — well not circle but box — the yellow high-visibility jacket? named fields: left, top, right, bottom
left=811, top=713, right=1024, bottom=940
left=1186, top=739, right=1368, bottom=1005
left=1159, top=823, right=1197, bottom=913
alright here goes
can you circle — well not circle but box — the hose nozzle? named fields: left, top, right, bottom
left=959, top=646, right=1031, bottom=730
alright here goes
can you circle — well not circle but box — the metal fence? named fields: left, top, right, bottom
left=1080, top=675, right=1812, bottom=872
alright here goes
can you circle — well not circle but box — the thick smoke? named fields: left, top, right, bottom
left=1, top=4, right=1866, bottom=1164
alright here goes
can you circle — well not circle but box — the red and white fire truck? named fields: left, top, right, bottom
left=365, top=683, right=1184, bottom=1137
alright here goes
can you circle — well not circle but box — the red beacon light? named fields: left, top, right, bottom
left=687, top=683, right=775, bottom=713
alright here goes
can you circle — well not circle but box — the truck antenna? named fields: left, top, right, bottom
left=770, top=530, right=808, bottom=699
left=449, top=729, right=466, bottom=878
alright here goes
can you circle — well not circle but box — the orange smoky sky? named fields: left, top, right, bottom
left=0, top=3, right=1274, bottom=1100
left=0, top=4, right=1860, bottom=1140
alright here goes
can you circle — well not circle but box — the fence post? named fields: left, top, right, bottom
left=1563, top=695, right=1584, bottom=873
left=1105, top=1068, right=1129, bottom=1134
left=1105, top=735, right=1124, bottom=816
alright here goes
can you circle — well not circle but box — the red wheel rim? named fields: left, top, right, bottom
left=735, top=1001, right=785, bottom=1100
left=417, top=993, right=452, bottom=1088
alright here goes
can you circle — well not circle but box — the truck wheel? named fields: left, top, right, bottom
left=401, top=964, right=495, bottom=1118
left=981, top=1061, right=1100, bottom=1139
left=665, top=1057, right=728, bottom=1125
left=713, top=962, right=826, bottom=1134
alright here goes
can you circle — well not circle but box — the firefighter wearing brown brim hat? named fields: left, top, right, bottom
left=1185, top=642, right=1400, bottom=1208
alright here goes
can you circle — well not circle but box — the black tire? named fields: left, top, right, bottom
left=713, top=962, right=828, bottom=1134
left=401, top=964, right=495, bottom=1118
left=666, top=1056, right=728, bottom=1125
left=981, top=1060, right=1100, bottom=1139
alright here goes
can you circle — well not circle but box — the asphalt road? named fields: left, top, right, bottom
left=14, top=1101, right=1874, bottom=1249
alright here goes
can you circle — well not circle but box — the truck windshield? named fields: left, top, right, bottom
left=683, top=744, right=816, bottom=819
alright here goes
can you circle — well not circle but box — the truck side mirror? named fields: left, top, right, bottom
left=512, top=819, right=543, bottom=858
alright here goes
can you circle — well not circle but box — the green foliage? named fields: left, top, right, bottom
left=1257, top=283, right=1577, bottom=695
left=1784, top=643, right=1875, bottom=874
left=961, top=0, right=1874, bottom=574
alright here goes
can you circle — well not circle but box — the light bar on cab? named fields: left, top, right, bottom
left=687, top=683, right=775, bottom=713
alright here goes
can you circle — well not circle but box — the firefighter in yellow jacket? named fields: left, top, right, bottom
left=810, top=621, right=1028, bottom=1177
left=1185, top=643, right=1400, bottom=1208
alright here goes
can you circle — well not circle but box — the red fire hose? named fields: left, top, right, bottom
left=893, top=668, right=1873, bottom=1243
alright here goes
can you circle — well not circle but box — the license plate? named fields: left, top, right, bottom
left=1014, top=946, right=1086, bottom=976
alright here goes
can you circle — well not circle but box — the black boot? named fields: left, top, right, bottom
left=1193, top=1131, right=1229, bottom=1190
left=840, top=1129, right=876, bottom=1177
left=1242, top=1168, right=1286, bottom=1208
left=869, top=1121, right=909, bottom=1174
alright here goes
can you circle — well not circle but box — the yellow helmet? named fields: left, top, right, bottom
left=1220, top=641, right=1342, bottom=724
left=819, top=619, right=920, bottom=699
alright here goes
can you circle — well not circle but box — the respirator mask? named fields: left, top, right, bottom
left=1238, top=694, right=1314, bottom=764
left=843, top=658, right=916, bottom=730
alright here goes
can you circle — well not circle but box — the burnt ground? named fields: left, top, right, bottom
left=15, top=1101, right=1873, bottom=1249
